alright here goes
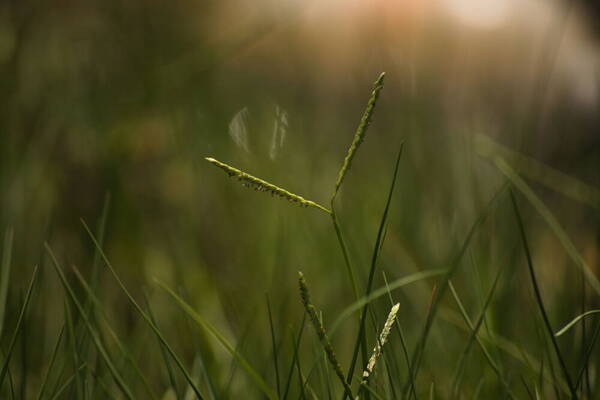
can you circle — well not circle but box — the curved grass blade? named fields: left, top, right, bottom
left=403, top=182, right=509, bottom=397
left=510, top=191, right=578, bottom=399
left=69, top=264, right=158, bottom=400
left=80, top=220, right=205, bottom=400
left=156, top=279, right=277, bottom=400
left=35, top=326, right=65, bottom=400
left=266, top=294, right=281, bottom=398
left=346, top=143, right=404, bottom=395
left=496, top=157, right=600, bottom=296
left=0, top=265, right=38, bottom=389
left=449, top=272, right=510, bottom=398
left=555, top=310, right=600, bottom=337
left=45, top=245, right=135, bottom=400
left=328, top=269, right=445, bottom=337
left=283, top=314, right=306, bottom=400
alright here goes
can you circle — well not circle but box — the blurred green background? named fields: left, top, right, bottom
left=0, top=0, right=599, bottom=398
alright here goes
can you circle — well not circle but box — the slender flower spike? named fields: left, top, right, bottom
left=298, top=272, right=354, bottom=399
left=333, top=72, right=385, bottom=201
left=362, top=303, right=400, bottom=382
left=205, top=157, right=331, bottom=214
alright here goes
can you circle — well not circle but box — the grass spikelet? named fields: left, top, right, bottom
left=332, top=72, right=385, bottom=200
left=205, top=157, right=331, bottom=214
left=361, top=303, right=400, bottom=383
left=298, top=272, right=354, bottom=399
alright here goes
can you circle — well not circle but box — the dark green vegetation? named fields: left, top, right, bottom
left=1, top=70, right=599, bottom=398
left=1, top=3, right=599, bottom=398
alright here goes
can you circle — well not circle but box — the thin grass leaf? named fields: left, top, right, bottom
left=283, top=314, right=306, bottom=400
left=63, top=299, right=84, bottom=400
left=144, top=294, right=180, bottom=397
left=0, top=266, right=38, bottom=389
left=475, top=134, right=600, bottom=209
left=510, top=190, right=578, bottom=399
left=156, top=279, right=277, bottom=400
left=69, top=264, right=158, bottom=400
left=328, top=270, right=445, bottom=337
left=449, top=271, right=506, bottom=398
left=347, top=143, right=404, bottom=395
left=0, top=228, right=14, bottom=340
left=403, top=182, right=508, bottom=397
left=332, top=72, right=386, bottom=200
left=298, top=272, right=353, bottom=399
left=80, top=220, right=205, bottom=399
left=36, top=326, right=65, bottom=400
left=49, top=363, right=87, bottom=400
left=266, top=294, right=282, bottom=398
left=555, top=310, right=600, bottom=337
left=575, top=320, right=600, bottom=389
left=205, top=157, right=331, bottom=214
left=45, top=245, right=135, bottom=400
left=496, top=157, right=600, bottom=296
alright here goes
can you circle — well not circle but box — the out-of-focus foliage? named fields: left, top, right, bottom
left=0, top=0, right=598, bottom=398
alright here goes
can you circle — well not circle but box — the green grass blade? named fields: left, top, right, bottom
left=496, top=157, right=600, bottom=296
left=80, top=219, right=205, bottom=400
left=346, top=143, right=404, bottom=395
left=36, top=326, right=65, bottom=400
left=45, top=245, right=135, bottom=400
left=555, top=310, right=600, bottom=337
left=144, top=293, right=180, bottom=397
left=403, top=182, right=508, bottom=396
left=156, top=279, right=277, bottom=400
left=0, top=265, right=38, bottom=389
left=283, top=314, right=306, bottom=400
left=266, top=294, right=281, bottom=398
left=510, top=190, right=578, bottom=399
left=328, top=269, right=445, bottom=338
left=475, top=134, right=600, bottom=209
left=449, top=271, right=504, bottom=398
left=0, top=228, right=14, bottom=340
left=69, top=264, right=158, bottom=400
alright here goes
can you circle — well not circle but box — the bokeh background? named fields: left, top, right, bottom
left=0, top=0, right=599, bottom=398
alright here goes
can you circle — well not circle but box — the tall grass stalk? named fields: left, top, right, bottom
left=298, top=272, right=354, bottom=399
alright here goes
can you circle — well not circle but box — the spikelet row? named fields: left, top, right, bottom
left=205, top=157, right=331, bottom=214
left=333, top=72, right=386, bottom=199
left=362, top=303, right=400, bottom=381
left=298, top=272, right=354, bottom=399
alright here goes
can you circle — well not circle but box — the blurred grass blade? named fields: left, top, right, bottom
left=510, top=191, right=578, bottom=399
left=449, top=272, right=509, bottom=398
left=144, top=294, right=179, bottom=397
left=475, top=134, right=600, bottom=209
left=0, top=228, right=14, bottom=340
left=298, top=272, right=354, bottom=399
left=555, top=310, right=600, bottom=337
left=266, top=294, right=281, bottom=398
left=347, top=143, right=404, bottom=393
left=0, top=265, right=38, bottom=389
left=404, top=182, right=508, bottom=396
left=80, top=220, right=205, bottom=400
left=283, top=314, right=306, bottom=400
left=328, top=269, right=445, bottom=337
left=45, top=244, right=135, bottom=400
left=69, top=264, right=158, bottom=400
left=496, top=157, right=600, bottom=296
left=36, top=326, right=65, bottom=400
left=156, top=279, right=277, bottom=400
